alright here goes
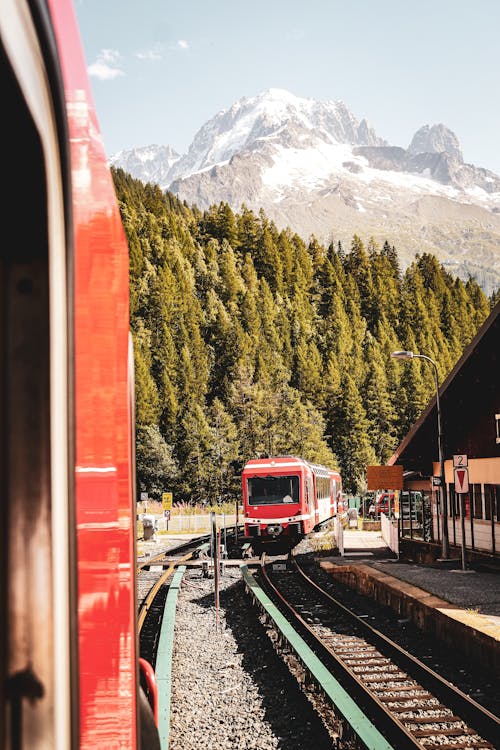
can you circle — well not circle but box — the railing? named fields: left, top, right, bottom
left=380, top=513, right=399, bottom=555
left=334, top=516, right=344, bottom=556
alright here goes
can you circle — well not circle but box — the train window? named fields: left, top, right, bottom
left=247, top=475, right=299, bottom=505
left=317, top=477, right=330, bottom=500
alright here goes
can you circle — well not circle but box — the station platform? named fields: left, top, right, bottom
left=318, top=529, right=500, bottom=677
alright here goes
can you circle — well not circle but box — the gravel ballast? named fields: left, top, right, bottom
left=168, top=565, right=336, bottom=750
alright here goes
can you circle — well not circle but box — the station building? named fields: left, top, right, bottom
left=388, top=298, right=500, bottom=566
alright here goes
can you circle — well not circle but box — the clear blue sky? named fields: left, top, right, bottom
left=75, top=0, right=500, bottom=174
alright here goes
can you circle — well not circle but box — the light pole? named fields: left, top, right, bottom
left=391, top=350, right=450, bottom=559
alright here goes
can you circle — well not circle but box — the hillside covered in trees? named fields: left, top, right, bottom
left=112, top=168, right=495, bottom=499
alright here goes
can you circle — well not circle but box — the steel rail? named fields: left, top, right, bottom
left=260, top=554, right=497, bottom=749
left=138, top=551, right=193, bottom=633
left=136, top=533, right=211, bottom=575
left=241, top=563, right=396, bottom=750
left=291, top=554, right=500, bottom=747
left=259, top=556, right=423, bottom=750
left=136, top=523, right=243, bottom=575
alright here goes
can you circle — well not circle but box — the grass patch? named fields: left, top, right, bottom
left=138, top=500, right=240, bottom=516
left=309, top=531, right=338, bottom=555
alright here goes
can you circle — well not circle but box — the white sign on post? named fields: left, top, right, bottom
left=453, top=454, right=468, bottom=467
left=454, top=466, right=469, bottom=494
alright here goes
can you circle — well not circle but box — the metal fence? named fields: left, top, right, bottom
left=156, top=513, right=236, bottom=533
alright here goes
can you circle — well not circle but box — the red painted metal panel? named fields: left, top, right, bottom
left=48, top=1, right=137, bottom=747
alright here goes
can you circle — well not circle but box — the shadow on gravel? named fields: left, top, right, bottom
left=189, top=576, right=335, bottom=750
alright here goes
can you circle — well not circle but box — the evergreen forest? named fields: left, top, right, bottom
left=112, top=168, right=496, bottom=500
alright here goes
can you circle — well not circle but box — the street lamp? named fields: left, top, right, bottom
left=391, top=350, right=449, bottom=558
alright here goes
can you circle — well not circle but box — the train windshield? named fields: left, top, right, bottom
left=247, top=475, right=300, bottom=505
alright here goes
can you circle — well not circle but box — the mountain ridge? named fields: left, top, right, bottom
left=110, top=89, right=500, bottom=294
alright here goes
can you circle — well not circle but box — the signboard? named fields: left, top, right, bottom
left=432, top=476, right=441, bottom=486
left=454, top=467, right=469, bottom=494
left=162, top=491, right=173, bottom=510
left=453, top=454, right=468, bottom=468
left=366, top=465, right=404, bottom=491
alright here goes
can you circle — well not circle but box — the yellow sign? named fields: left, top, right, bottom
left=162, top=492, right=173, bottom=510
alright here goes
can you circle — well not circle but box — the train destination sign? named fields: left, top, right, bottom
left=366, top=465, right=404, bottom=490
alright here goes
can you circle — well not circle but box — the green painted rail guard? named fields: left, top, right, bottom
left=156, top=565, right=186, bottom=749
left=240, top=565, right=396, bottom=750
left=193, top=541, right=210, bottom=558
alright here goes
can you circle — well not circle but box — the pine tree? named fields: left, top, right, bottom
left=136, top=425, right=178, bottom=499
left=326, top=371, right=375, bottom=493
left=207, top=399, right=240, bottom=502
left=363, top=341, right=398, bottom=463
left=113, top=171, right=491, bottom=504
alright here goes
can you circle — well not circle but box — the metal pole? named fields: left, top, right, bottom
left=460, top=494, right=467, bottom=570
left=214, top=528, right=220, bottom=630
left=416, top=355, right=449, bottom=559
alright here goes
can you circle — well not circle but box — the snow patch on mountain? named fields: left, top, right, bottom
left=109, top=144, right=180, bottom=187
left=167, top=88, right=385, bottom=183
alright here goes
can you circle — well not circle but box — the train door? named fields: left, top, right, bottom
left=1, top=1, right=76, bottom=747
left=305, top=471, right=314, bottom=531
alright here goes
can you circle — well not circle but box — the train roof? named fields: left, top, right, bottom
left=242, top=456, right=340, bottom=479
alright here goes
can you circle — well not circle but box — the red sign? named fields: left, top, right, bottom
left=454, top=467, right=469, bottom=494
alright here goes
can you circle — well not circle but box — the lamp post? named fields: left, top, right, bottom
left=391, top=351, right=449, bottom=559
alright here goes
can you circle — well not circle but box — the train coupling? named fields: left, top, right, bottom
left=266, top=523, right=283, bottom=537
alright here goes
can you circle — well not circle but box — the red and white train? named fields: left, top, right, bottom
left=1, top=1, right=159, bottom=748
left=242, top=456, right=343, bottom=546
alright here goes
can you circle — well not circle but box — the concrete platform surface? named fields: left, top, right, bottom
left=336, top=529, right=500, bottom=616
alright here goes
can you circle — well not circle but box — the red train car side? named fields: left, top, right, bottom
left=242, top=456, right=342, bottom=546
left=1, top=1, right=159, bottom=748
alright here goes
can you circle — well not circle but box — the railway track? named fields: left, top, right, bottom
left=137, top=535, right=211, bottom=665
left=256, top=553, right=500, bottom=750
left=137, top=526, right=244, bottom=665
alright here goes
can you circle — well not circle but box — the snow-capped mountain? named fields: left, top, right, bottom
left=110, top=89, right=500, bottom=293
left=166, top=88, right=386, bottom=183
left=109, top=144, right=180, bottom=189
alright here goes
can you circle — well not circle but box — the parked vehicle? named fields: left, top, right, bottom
left=376, top=492, right=395, bottom=515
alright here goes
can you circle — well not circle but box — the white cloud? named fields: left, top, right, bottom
left=135, top=43, right=163, bottom=61
left=135, top=48, right=163, bottom=61
left=177, top=39, right=189, bottom=49
left=88, top=49, right=124, bottom=80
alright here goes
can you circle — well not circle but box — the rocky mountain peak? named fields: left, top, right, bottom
left=408, top=124, right=463, bottom=162
left=109, top=144, right=180, bottom=187
left=168, top=89, right=386, bottom=182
